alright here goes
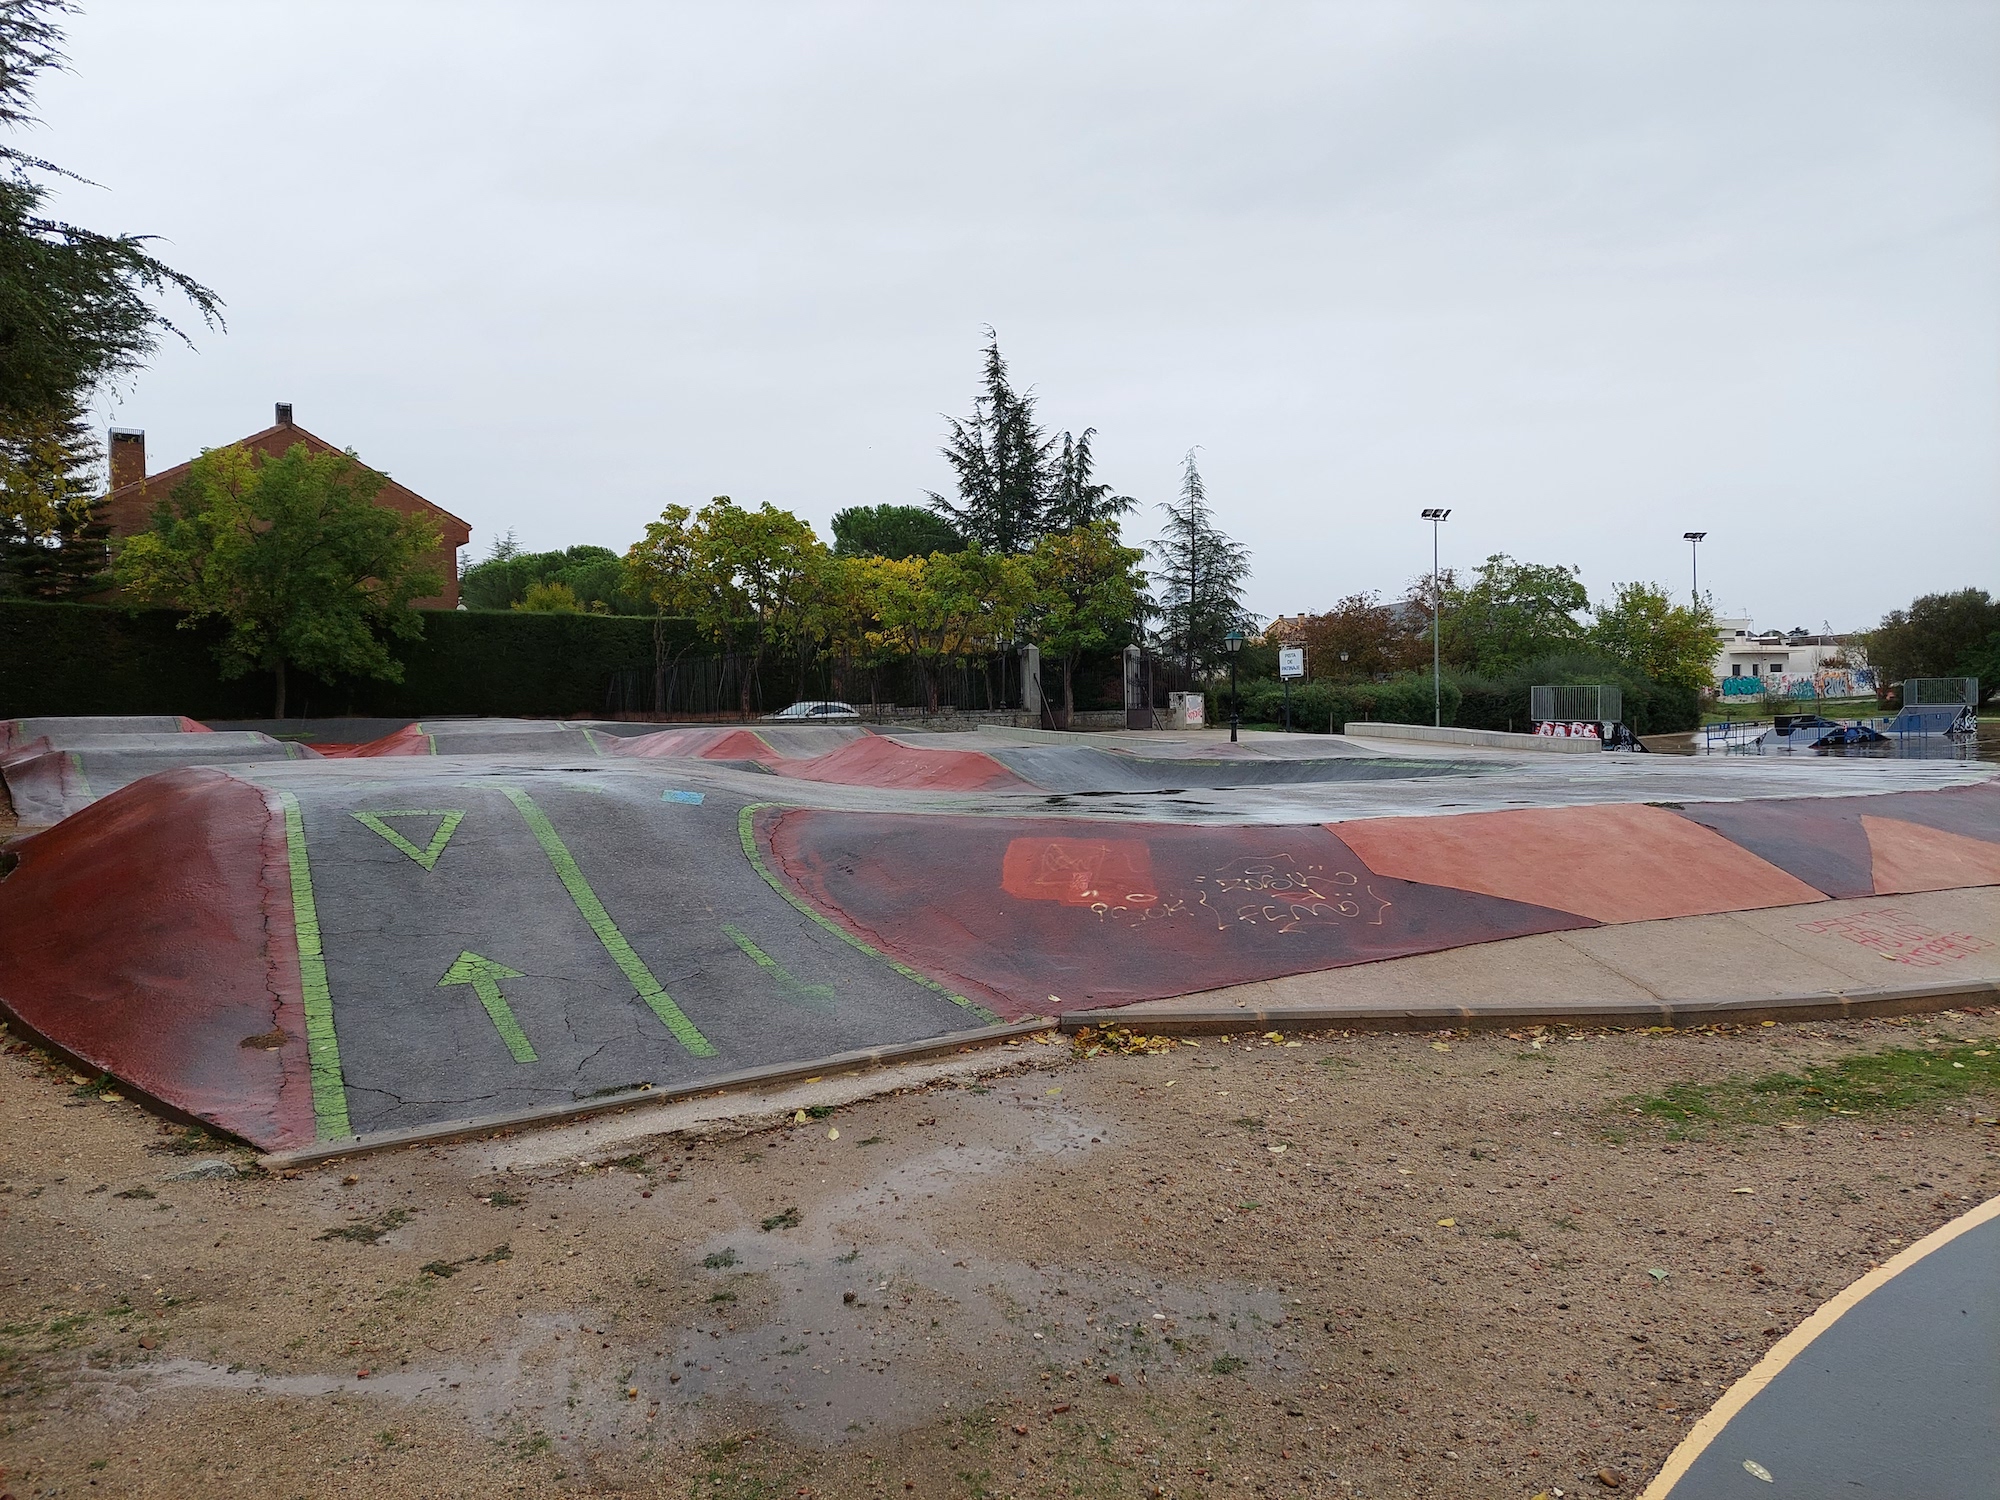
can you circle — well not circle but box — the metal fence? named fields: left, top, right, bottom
left=601, top=645, right=1203, bottom=724
left=1903, top=677, right=1978, bottom=708
left=1530, top=684, right=1623, bottom=724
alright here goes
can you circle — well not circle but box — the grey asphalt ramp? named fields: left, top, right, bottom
left=1654, top=1202, right=1999, bottom=1500
left=2, top=731, right=315, bottom=824
left=288, top=768, right=993, bottom=1140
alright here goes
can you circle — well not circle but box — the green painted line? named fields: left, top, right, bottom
left=351, top=809, right=465, bottom=870
left=501, top=787, right=717, bottom=1057
left=736, top=802, right=998, bottom=1023
left=722, top=923, right=836, bottom=1014
left=438, top=951, right=537, bottom=1063
left=66, top=751, right=94, bottom=800
left=411, top=722, right=437, bottom=755
left=279, top=791, right=352, bottom=1139
left=581, top=726, right=608, bottom=757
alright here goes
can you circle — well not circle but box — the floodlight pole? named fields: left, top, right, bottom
left=1683, top=531, right=1706, bottom=606
left=1422, top=509, right=1451, bottom=726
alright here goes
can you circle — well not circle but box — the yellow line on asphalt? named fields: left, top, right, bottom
left=1640, top=1191, right=2000, bottom=1499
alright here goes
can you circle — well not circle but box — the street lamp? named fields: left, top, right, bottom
left=1224, top=629, right=1245, bottom=743
left=1421, top=509, right=1451, bottom=727
left=1683, top=532, right=1706, bottom=605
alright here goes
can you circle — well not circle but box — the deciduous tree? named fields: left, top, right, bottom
left=831, top=503, right=963, bottom=561
left=1863, top=589, right=2000, bottom=705
left=1436, top=554, right=1587, bottom=674
left=624, top=497, right=828, bottom=712
left=1027, top=523, right=1145, bottom=726
left=1589, top=582, right=1717, bottom=692
left=113, top=443, right=441, bottom=716
left=1294, top=592, right=1426, bottom=681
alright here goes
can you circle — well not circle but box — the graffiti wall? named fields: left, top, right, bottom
left=1719, top=668, right=1876, bottom=700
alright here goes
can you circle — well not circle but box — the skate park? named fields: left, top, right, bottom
left=4, top=712, right=1996, bottom=1156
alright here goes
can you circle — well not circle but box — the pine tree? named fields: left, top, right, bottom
left=0, top=0, right=220, bottom=520
left=926, top=335, right=1055, bottom=554
left=1045, top=427, right=1135, bottom=533
left=926, top=334, right=1135, bottom=554
left=0, top=397, right=105, bottom=598
left=1149, top=450, right=1253, bottom=677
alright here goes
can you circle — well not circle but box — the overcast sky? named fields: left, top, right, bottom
left=37, top=1, right=2000, bottom=631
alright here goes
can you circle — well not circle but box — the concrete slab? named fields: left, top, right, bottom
left=1110, top=888, right=2000, bottom=1024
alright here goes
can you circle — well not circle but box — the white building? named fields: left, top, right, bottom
left=1712, top=618, right=1870, bottom=697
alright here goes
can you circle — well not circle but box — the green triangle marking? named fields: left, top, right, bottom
left=352, top=809, right=466, bottom=871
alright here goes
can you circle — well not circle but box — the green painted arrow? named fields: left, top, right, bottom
left=437, top=951, right=537, bottom=1063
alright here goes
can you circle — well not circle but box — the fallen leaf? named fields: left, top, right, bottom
left=827, top=1128, right=839, bottom=1140
left=1596, top=1469, right=1624, bottom=1488
left=793, top=1110, right=808, bottom=1124
left=1743, top=1459, right=1773, bottom=1482
left=1267, top=1144, right=1287, bottom=1155
left=1648, top=1268, right=1669, bottom=1283
left=1431, top=1041, right=1450, bottom=1052
left=1103, top=1373, right=1122, bottom=1385
left=1163, top=1080, right=1177, bottom=1088
left=1436, top=1218, right=1456, bottom=1227
left=1731, top=1187, right=1756, bottom=1195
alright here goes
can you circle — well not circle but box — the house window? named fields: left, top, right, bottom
left=1771, top=663, right=1785, bottom=674
left=1731, top=664, right=1742, bottom=677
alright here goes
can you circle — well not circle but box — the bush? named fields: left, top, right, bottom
left=1449, top=652, right=1701, bottom=736
left=1206, top=673, right=1458, bottom=733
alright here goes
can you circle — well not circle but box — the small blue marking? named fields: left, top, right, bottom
left=662, top=789, right=705, bottom=805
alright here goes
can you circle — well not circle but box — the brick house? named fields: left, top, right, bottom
left=98, top=402, right=471, bottom=609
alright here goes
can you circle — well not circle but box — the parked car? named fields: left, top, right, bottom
left=763, top=701, right=862, bottom=722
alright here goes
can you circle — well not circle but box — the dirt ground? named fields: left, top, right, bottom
left=2, top=1013, right=1997, bottom=1500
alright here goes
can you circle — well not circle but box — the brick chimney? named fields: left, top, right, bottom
left=108, top=428, right=146, bottom=490
left=275, top=402, right=293, bottom=426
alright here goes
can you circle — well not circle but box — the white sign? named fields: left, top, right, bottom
left=1279, top=647, right=1305, bottom=680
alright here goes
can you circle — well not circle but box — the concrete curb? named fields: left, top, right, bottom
left=1342, top=721, right=1601, bottom=753
left=1057, top=977, right=2000, bottom=1036
left=256, top=1018, right=1053, bottom=1170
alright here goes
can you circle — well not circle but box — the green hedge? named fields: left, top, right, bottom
left=1450, top=654, right=1702, bottom=736
left=1207, top=675, right=1459, bottom=733
left=0, top=600, right=711, bottom=719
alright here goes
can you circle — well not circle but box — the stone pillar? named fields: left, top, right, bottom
left=1020, top=645, right=1042, bottom=724
left=1124, top=645, right=1149, bottom=729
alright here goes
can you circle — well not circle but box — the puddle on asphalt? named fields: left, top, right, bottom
left=82, top=1079, right=1292, bottom=1454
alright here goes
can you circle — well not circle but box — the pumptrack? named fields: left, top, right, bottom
left=2, top=717, right=1997, bottom=1153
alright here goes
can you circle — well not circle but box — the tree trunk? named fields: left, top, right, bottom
left=1059, top=655, right=1075, bottom=730
left=273, top=659, right=287, bottom=719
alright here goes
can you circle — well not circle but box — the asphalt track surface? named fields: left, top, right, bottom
left=2, top=719, right=1998, bottom=1154
left=1646, top=1198, right=1999, bottom=1500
